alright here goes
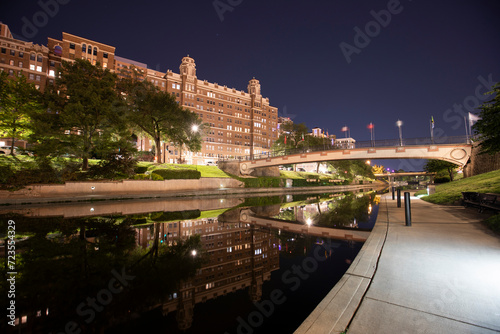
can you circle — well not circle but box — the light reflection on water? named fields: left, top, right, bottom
left=0, top=189, right=384, bottom=334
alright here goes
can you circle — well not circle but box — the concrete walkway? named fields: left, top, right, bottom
left=296, top=192, right=500, bottom=334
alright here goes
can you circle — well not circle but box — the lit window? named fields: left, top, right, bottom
left=18, top=61, right=23, bottom=68
left=36, top=66, right=42, bottom=72
left=29, top=64, right=35, bottom=71
left=49, top=70, right=55, bottom=77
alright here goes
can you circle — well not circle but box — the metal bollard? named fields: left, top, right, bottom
left=404, top=192, right=412, bottom=226
left=397, top=189, right=401, bottom=208
left=392, top=186, right=395, bottom=200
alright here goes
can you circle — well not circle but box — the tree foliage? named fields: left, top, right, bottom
left=118, top=77, right=203, bottom=163
left=45, top=59, right=130, bottom=170
left=0, top=72, right=43, bottom=155
left=473, top=82, right=500, bottom=155
left=424, top=159, right=457, bottom=181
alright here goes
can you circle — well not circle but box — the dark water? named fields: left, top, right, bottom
left=0, top=189, right=383, bottom=334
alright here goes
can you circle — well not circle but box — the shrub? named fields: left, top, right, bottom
left=152, top=168, right=201, bottom=180
left=134, top=166, right=149, bottom=174
left=133, top=173, right=164, bottom=180
left=242, top=177, right=282, bottom=188
left=485, top=214, right=500, bottom=233
left=434, top=177, right=450, bottom=184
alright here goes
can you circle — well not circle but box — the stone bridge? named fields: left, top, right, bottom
left=219, top=136, right=472, bottom=176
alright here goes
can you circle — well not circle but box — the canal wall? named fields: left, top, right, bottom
left=0, top=178, right=243, bottom=201
left=0, top=178, right=386, bottom=205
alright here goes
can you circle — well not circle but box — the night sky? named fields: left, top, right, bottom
left=2, top=0, right=499, bottom=171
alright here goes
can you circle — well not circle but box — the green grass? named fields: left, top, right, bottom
left=137, top=162, right=231, bottom=178
left=416, top=169, right=500, bottom=204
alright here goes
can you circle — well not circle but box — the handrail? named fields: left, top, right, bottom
left=220, top=135, right=471, bottom=162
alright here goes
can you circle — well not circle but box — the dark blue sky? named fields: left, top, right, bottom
left=2, top=0, right=499, bottom=170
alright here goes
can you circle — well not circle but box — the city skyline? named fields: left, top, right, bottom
left=2, top=0, right=499, bottom=170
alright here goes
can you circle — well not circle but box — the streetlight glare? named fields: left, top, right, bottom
left=191, top=250, right=197, bottom=256
left=192, top=124, right=199, bottom=132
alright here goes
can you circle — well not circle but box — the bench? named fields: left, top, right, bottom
left=461, top=192, right=500, bottom=213
left=478, top=193, right=500, bottom=213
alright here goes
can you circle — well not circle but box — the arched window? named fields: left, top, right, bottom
left=93, top=47, right=97, bottom=56
left=87, top=45, right=92, bottom=54
left=82, top=44, right=86, bottom=53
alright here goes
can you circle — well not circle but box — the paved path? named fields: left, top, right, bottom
left=296, top=192, right=500, bottom=334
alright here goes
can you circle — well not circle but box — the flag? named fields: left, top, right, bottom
left=367, top=123, right=374, bottom=130
left=331, top=138, right=334, bottom=145
left=302, top=133, right=305, bottom=141
left=341, top=126, right=348, bottom=132
left=284, top=135, right=287, bottom=144
left=469, top=112, right=481, bottom=127
left=326, top=130, right=329, bottom=137
left=431, top=116, right=435, bottom=129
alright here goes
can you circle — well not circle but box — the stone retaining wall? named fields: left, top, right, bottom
left=0, top=178, right=244, bottom=199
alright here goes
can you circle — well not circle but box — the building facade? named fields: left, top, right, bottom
left=0, top=22, right=279, bottom=163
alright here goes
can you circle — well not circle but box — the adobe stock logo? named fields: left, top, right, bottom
left=213, top=0, right=243, bottom=22
left=20, top=0, right=71, bottom=39
left=339, top=0, right=407, bottom=64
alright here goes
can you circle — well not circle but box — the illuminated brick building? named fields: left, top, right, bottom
left=0, top=22, right=279, bottom=163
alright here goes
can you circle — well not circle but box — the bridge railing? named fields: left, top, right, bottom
left=220, top=135, right=470, bottom=162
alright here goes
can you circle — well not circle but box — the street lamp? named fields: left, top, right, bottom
left=191, top=124, right=199, bottom=166
left=396, top=120, right=403, bottom=146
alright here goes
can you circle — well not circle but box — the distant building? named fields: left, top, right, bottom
left=335, top=137, right=356, bottom=149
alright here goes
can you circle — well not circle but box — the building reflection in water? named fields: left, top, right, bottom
left=134, top=217, right=280, bottom=331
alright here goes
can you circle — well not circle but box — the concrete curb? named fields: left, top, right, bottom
left=294, top=195, right=389, bottom=334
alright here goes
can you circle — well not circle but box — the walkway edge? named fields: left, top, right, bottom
left=294, top=195, right=389, bottom=334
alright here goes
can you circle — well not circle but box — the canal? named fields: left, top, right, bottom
left=0, top=188, right=383, bottom=333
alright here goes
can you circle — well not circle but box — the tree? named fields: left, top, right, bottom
left=424, top=159, right=457, bottom=181
left=372, top=164, right=386, bottom=174
left=0, top=73, right=43, bottom=156
left=49, top=59, right=125, bottom=170
left=169, top=111, right=204, bottom=163
left=119, top=77, right=203, bottom=164
left=473, top=82, right=500, bottom=154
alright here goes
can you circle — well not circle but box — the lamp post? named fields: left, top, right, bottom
left=396, top=120, right=403, bottom=146
left=191, top=124, right=199, bottom=167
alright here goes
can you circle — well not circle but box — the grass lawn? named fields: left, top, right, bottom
left=137, top=162, right=232, bottom=178
left=416, top=169, right=500, bottom=204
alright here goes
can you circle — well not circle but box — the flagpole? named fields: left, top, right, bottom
left=464, top=116, right=469, bottom=143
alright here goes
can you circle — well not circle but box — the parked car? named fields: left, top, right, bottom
left=206, top=161, right=216, bottom=166
left=297, top=167, right=306, bottom=172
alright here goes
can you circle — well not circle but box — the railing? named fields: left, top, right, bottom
left=220, top=135, right=471, bottom=162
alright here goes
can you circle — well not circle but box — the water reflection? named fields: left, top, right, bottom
left=0, top=189, right=382, bottom=333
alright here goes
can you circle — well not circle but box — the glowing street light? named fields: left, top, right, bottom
left=191, top=250, right=197, bottom=257
left=191, top=124, right=199, bottom=132
left=306, top=218, right=312, bottom=226
left=396, top=120, right=403, bottom=146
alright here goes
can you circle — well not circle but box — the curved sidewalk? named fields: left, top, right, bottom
left=296, top=192, right=500, bottom=334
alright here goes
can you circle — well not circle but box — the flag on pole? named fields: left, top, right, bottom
left=284, top=135, right=287, bottom=145
left=301, top=133, right=305, bottom=141
left=468, top=112, right=481, bottom=127
left=431, top=116, right=435, bottom=129
left=367, top=123, right=374, bottom=130
left=341, top=126, right=348, bottom=132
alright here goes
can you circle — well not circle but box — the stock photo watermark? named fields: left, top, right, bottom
left=55, top=267, right=135, bottom=334
left=6, top=220, right=17, bottom=327
left=339, top=0, right=408, bottom=64
left=213, top=0, right=244, bottom=22
left=396, top=73, right=495, bottom=171
left=225, top=239, right=340, bottom=334
left=16, top=0, right=71, bottom=40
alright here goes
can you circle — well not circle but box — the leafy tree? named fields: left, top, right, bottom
left=118, top=78, right=202, bottom=164
left=0, top=73, right=43, bottom=156
left=424, top=159, right=457, bottom=181
left=47, top=59, right=127, bottom=170
left=473, top=82, right=500, bottom=154
left=276, top=122, right=309, bottom=149
left=372, top=164, right=386, bottom=174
